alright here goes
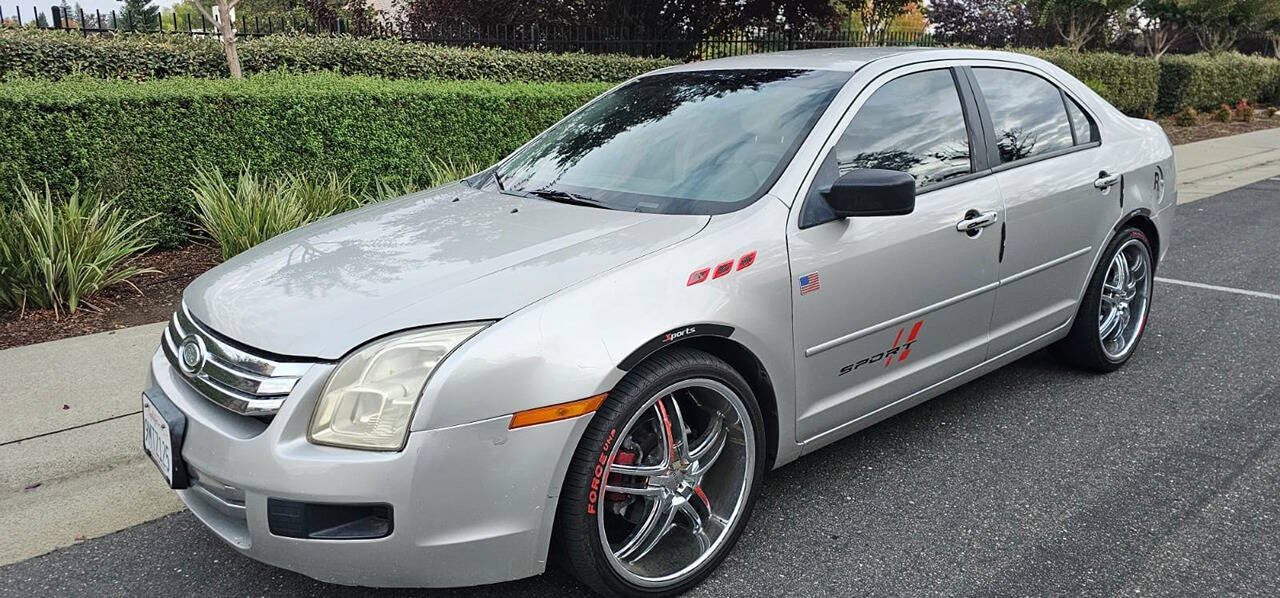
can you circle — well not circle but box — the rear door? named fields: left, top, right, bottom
left=788, top=65, right=1003, bottom=442
left=964, top=65, right=1119, bottom=357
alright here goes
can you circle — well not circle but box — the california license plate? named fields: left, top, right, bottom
left=142, top=389, right=188, bottom=488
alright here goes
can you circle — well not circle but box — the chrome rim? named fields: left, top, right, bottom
left=1098, top=238, right=1151, bottom=360
left=596, top=379, right=754, bottom=587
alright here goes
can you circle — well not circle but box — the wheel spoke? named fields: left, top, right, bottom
left=605, top=483, right=665, bottom=497
left=1113, top=251, right=1130, bottom=290
left=1099, top=309, right=1122, bottom=341
left=609, top=463, right=667, bottom=477
left=655, top=399, right=677, bottom=466
left=668, top=393, right=692, bottom=462
left=688, top=414, right=724, bottom=462
left=1128, top=252, right=1146, bottom=284
left=676, top=499, right=711, bottom=553
left=618, top=496, right=677, bottom=562
left=689, top=422, right=728, bottom=478
left=614, top=497, right=665, bottom=560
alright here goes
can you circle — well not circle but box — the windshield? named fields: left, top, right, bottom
left=493, top=69, right=851, bottom=214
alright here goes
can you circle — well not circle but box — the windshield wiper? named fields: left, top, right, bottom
left=524, top=188, right=610, bottom=209
left=492, top=170, right=506, bottom=191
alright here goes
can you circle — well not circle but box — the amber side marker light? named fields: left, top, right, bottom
left=509, top=393, right=608, bottom=429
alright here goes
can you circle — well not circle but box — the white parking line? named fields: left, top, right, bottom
left=1156, top=277, right=1280, bottom=301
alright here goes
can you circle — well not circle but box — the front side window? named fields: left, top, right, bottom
left=829, top=69, right=973, bottom=189
left=973, top=68, right=1075, bottom=163
left=801, top=69, right=973, bottom=227
left=494, top=69, right=851, bottom=214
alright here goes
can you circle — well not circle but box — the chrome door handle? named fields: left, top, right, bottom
left=956, top=210, right=999, bottom=233
left=1094, top=171, right=1121, bottom=189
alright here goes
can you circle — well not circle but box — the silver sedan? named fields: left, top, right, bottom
left=143, top=47, right=1174, bottom=597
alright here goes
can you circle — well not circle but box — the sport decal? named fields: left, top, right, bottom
left=799, top=272, right=821, bottom=295
left=839, top=320, right=924, bottom=376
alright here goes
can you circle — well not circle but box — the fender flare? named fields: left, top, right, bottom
left=616, top=324, right=736, bottom=371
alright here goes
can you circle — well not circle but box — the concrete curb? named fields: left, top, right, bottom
left=2, top=127, right=1280, bottom=566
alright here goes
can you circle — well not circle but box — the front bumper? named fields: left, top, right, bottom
left=148, top=349, right=589, bottom=588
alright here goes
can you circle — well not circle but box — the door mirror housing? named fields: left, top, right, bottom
left=820, top=169, right=916, bottom=217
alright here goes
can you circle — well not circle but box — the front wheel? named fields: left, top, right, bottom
left=1053, top=227, right=1154, bottom=372
left=554, top=348, right=765, bottom=597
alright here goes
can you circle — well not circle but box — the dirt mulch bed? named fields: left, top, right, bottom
left=0, top=244, right=222, bottom=350
left=1161, top=113, right=1280, bottom=146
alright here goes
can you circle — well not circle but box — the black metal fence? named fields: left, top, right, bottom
left=1, top=5, right=934, bottom=58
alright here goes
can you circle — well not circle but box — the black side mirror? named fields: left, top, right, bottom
left=820, top=169, right=916, bottom=217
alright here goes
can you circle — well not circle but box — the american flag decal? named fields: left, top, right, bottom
left=799, top=272, right=821, bottom=295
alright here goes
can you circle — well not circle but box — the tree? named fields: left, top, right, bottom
left=926, top=0, right=1040, bottom=47
left=1037, top=0, right=1135, bottom=51
left=1131, top=0, right=1188, bottom=58
left=1177, top=0, right=1280, bottom=53
left=1264, top=12, right=1280, bottom=57
left=844, top=0, right=916, bottom=43
left=119, top=0, right=160, bottom=30
left=188, top=0, right=243, bottom=78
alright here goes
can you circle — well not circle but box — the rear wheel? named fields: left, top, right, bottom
left=554, top=348, right=765, bottom=597
left=1053, top=227, right=1153, bottom=372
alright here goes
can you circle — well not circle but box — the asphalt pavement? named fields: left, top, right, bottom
left=2, top=179, right=1279, bottom=597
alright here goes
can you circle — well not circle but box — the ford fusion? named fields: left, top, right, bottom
left=143, top=48, right=1174, bottom=597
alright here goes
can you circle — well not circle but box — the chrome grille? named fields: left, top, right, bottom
left=162, top=305, right=313, bottom=417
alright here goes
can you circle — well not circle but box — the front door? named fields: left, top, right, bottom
left=789, top=66, right=1003, bottom=442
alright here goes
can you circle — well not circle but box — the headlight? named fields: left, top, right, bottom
left=308, top=322, right=490, bottom=451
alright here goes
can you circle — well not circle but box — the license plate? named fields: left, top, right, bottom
left=142, top=389, right=189, bottom=489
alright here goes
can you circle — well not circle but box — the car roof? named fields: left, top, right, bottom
left=651, top=47, right=1034, bottom=74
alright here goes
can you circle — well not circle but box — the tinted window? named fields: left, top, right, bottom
left=973, top=68, right=1075, bottom=163
left=494, top=69, right=850, bottom=215
left=830, top=69, right=972, bottom=189
left=1065, top=96, right=1098, bottom=144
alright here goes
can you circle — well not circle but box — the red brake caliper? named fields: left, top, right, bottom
left=605, top=450, right=638, bottom=502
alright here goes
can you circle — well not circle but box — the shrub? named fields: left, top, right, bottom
left=284, top=171, right=363, bottom=219
left=1214, top=104, right=1233, bottom=123
left=1156, top=53, right=1280, bottom=114
left=1236, top=99, right=1254, bottom=122
left=0, top=30, right=676, bottom=82
left=1023, top=49, right=1160, bottom=116
left=191, top=167, right=456, bottom=259
left=0, top=180, right=155, bottom=315
left=1173, top=107, right=1198, bottom=127
left=189, top=168, right=311, bottom=260
left=0, top=73, right=610, bottom=246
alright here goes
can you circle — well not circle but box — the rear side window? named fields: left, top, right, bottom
left=1064, top=96, right=1099, bottom=144
left=973, top=68, right=1075, bottom=163
left=826, top=69, right=973, bottom=190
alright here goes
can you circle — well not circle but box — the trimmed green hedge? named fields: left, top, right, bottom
left=0, top=30, right=677, bottom=82
left=1156, top=53, right=1280, bottom=113
left=1024, top=48, right=1161, bottom=116
left=0, top=73, right=610, bottom=246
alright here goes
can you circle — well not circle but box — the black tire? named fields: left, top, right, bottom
left=1052, top=226, right=1154, bottom=372
left=553, top=348, right=766, bottom=597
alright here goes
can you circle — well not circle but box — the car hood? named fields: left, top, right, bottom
left=184, top=184, right=709, bottom=359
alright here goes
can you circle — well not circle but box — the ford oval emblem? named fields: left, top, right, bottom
left=179, top=334, right=206, bottom=376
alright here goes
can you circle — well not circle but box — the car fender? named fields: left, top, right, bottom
left=409, top=197, right=798, bottom=465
